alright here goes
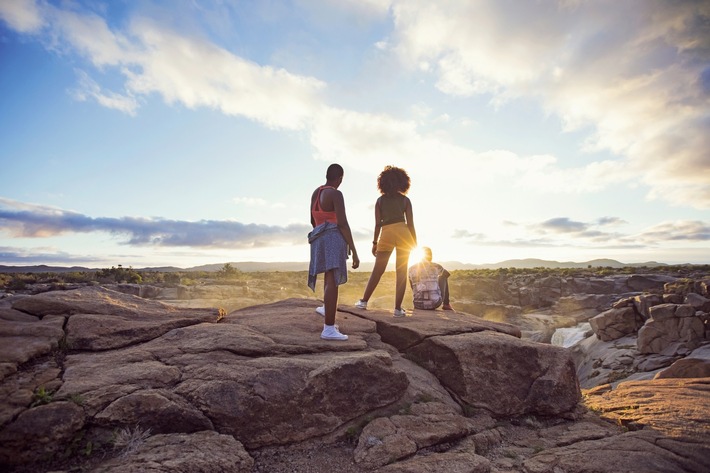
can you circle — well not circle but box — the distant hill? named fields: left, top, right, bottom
left=0, top=258, right=673, bottom=274
left=455, top=258, right=669, bottom=270
left=0, top=265, right=95, bottom=274
left=188, top=262, right=310, bottom=272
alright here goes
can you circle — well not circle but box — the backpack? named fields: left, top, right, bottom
left=411, top=263, right=442, bottom=310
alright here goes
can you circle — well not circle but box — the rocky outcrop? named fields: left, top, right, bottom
left=404, top=332, right=580, bottom=417
left=96, top=430, right=254, bottom=473
left=637, top=303, right=705, bottom=355
left=1, top=284, right=708, bottom=472
left=589, top=307, right=644, bottom=341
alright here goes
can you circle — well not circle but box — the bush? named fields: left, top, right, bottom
left=95, top=265, right=142, bottom=284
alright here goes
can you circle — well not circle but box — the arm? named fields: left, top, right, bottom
left=404, top=197, right=417, bottom=246
left=332, top=190, right=360, bottom=269
left=309, top=189, right=317, bottom=228
left=372, top=197, right=383, bottom=256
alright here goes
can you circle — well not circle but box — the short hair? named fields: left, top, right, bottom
left=377, top=165, right=410, bottom=195
left=422, top=247, right=432, bottom=261
left=326, top=163, right=344, bottom=180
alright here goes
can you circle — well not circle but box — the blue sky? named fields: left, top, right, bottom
left=0, top=0, right=708, bottom=268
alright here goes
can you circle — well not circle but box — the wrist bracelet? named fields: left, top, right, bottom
left=372, top=241, right=377, bottom=244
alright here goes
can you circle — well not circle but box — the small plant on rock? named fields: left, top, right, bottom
left=30, top=386, right=54, bottom=407
left=112, top=425, right=152, bottom=458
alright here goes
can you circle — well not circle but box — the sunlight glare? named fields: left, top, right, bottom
left=408, top=246, right=426, bottom=266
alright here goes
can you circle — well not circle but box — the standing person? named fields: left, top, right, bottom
left=308, top=163, right=360, bottom=340
left=408, top=247, right=454, bottom=311
left=355, top=165, right=416, bottom=317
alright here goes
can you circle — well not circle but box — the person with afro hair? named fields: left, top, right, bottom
left=355, top=165, right=417, bottom=317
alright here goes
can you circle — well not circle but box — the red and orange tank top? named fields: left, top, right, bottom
left=312, top=186, right=338, bottom=226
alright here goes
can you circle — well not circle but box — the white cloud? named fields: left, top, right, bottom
left=72, top=69, right=138, bottom=115
left=386, top=0, right=710, bottom=208
left=124, top=18, right=325, bottom=129
left=0, top=0, right=44, bottom=33
left=22, top=3, right=325, bottom=129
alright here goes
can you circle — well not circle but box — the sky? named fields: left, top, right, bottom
left=0, top=0, right=708, bottom=269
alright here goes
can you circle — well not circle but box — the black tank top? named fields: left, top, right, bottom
left=379, top=194, right=406, bottom=226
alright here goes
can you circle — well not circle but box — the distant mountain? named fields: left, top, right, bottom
left=0, top=265, right=95, bottom=274
left=459, top=258, right=669, bottom=270
left=188, top=262, right=310, bottom=272
left=139, top=266, right=185, bottom=273
left=0, top=259, right=673, bottom=274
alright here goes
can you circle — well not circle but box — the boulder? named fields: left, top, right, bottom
left=0, top=315, right=65, bottom=382
left=637, top=304, right=705, bottom=355
left=633, top=294, right=663, bottom=320
left=663, top=293, right=684, bottom=304
left=174, top=350, right=408, bottom=448
left=627, top=274, right=677, bottom=292
left=589, top=307, right=643, bottom=341
left=94, top=430, right=254, bottom=472
left=524, top=430, right=706, bottom=473
left=405, top=331, right=581, bottom=417
left=655, top=358, right=710, bottom=379
left=354, top=402, right=476, bottom=469
left=655, top=344, right=710, bottom=379
left=685, top=292, right=710, bottom=312
left=0, top=401, right=85, bottom=465
left=344, top=305, right=521, bottom=352
left=56, top=325, right=408, bottom=449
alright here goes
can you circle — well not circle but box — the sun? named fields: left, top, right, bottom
left=408, top=246, right=426, bottom=266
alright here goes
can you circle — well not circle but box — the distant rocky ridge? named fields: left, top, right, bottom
left=1, top=277, right=709, bottom=472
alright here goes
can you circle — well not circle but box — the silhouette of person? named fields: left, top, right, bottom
left=408, top=246, right=454, bottom=311
left=308, top=163, right=359, bottom=340
left=355, top=166, right=416, bottom=317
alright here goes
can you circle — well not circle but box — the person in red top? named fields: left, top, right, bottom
left=308, top=163, right=359, bottom=340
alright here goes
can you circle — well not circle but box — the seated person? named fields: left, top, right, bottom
left=408, top=247, right=453, bottom=311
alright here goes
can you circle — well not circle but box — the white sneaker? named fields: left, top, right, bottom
left=393, top=308, right=406, bottom=318
left=315, top=306, right=325, bottom=316
left=355, top=299, right=368, bottom=309
left=321, top=325, right=348, bottom=341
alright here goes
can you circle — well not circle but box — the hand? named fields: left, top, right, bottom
left=352, top=253, right=360, bottom=269
left=371, top=242, right=377, bottom=257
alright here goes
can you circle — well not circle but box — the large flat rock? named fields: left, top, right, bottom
left=343, top=305, right=521, bottom=351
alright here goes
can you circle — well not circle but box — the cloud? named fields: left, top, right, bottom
left=0, top=246, right=103, bottom=265
left=71, top=69, right=138, bottom=115
left=536, top=218, right=588, bottom=234
left=5, top=0, right=708, bottom=210
left=0, top=0, right=44, bottom=33
left=4, top=2, right=325, bottom=129
left=451, top=229, right=485, bottom=240
left=386, top=0, right=710, bottom=208
left=597, top=217, right=627, bottom=226
left=637, top=220, right=710, bottom=242
left=0, top=198, right=311, bottom=248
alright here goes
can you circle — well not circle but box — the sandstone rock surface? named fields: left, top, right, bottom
left=1, top=285, right=707, bottom=473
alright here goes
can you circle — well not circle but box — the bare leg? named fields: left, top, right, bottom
left=324, top=270, right=338, bottom=326
left=394, top=247, right=411, bottom=310
left=361, top=250, right=392, bottom=302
